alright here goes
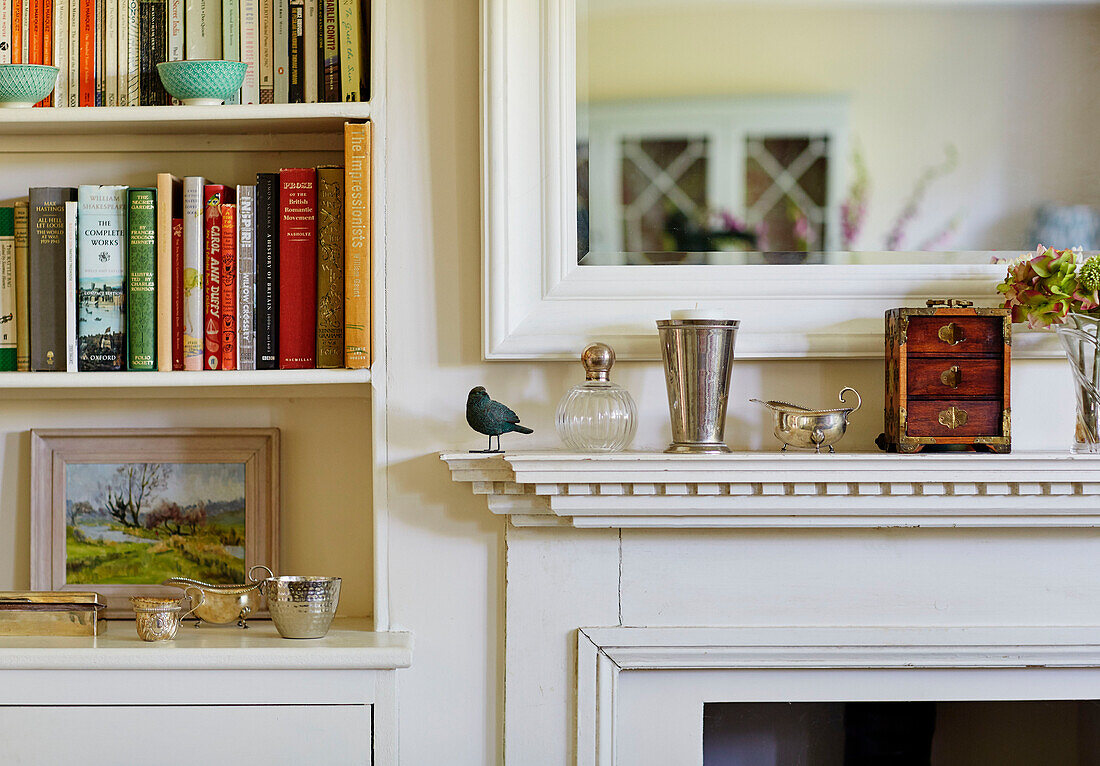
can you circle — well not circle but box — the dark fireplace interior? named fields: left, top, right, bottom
left=703, top=701, right=1100, bottom=765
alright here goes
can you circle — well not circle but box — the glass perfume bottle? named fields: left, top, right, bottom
left=556, top=343, right=637, bottom=453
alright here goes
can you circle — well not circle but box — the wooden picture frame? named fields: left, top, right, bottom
left=31, top=428, right=280, bottom=617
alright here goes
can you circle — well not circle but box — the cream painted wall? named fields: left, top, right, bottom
left=0, top=390, right=372, bottom=618
left=584, top=4, right=1100, bottom=250
left=385, top=1, right=1080, bottom=763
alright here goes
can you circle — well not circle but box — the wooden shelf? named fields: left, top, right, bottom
left=0, top=368, right=370, bottom=389
left=0, top=102, right=372, bottom=135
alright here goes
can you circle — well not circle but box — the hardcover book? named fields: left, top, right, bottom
left=29, top=187, right=77, bottom=371
left=0, top=207, right=15, bottom=371
left=181, top=176, right=205, bottom=370
left=171, top=217, right=183, bottom=369
left=236, top=184, right=256, bottom=370
left=14, top=200, right=29, bottom=371
left=125, top=0, right=139, bottom=105
left=315, top=165, right=344, bottom=368
left=76, top=185, right=126, bottom=371
left=156, top=173, right=182, bottom=371
left=139, top=0, right=169, bottom=104
left=64, top=201, right=77, bottom=371
left=126, top=187, right=157, bottom=371
left=336, top=0, right=359, bottom=102
left=184, top=0, right=220, bottom=58
left=238, top=0, right=259, bottom=103
left=203, top=184, right=231, bottom=369
left=277, top=167, right=316, bottom=369
left=344, top=121, right=370, bottom=368
left=255, top=172, right=278, bottom=369
left=219, top=202, right=237, bottom=370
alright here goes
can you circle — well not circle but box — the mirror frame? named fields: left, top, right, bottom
left=480, top=0, right=1056, bottom=359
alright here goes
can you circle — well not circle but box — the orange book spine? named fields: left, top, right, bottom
left=36, top=0, right=51, bottom=105
left=343, top=121, right=372, bottom=369
left=219, top=203, right=237, bottom=371
left=12, top=0, right=23, bottom=63
left=78, top=0, right=94, bottom=105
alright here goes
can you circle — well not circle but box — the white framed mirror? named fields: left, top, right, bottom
left=482, top=0, right=1095, bottom=359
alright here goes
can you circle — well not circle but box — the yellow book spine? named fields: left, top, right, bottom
left=336, top=0, right=360, bottom=101
left=14, top=200, right=29, bottom=371
left=344, top=120, right=371, bottom=369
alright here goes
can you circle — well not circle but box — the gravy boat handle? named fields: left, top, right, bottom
left=180, top=586, right=205, bottom=621
left=248, top=564, right=274, bottom=584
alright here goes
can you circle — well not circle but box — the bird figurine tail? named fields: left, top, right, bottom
left=510, top=424, right=533, bottom=434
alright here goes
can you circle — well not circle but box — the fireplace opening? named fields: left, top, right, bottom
left=703, top=701, right=1100, bottom=765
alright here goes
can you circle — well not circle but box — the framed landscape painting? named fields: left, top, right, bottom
left=31, top=429, right=279, bottom=616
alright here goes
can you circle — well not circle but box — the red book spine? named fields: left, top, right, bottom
left=78, top=0, right=94, bottom=106
left=12, top=0, right=22, bottom=64
left=171, top=217, right=184, bottom=370
left=278, top=168, right=317, bottom=369
left=220, top=204, right=237, bottom=371
left=203, top=185, right=228, bottom=370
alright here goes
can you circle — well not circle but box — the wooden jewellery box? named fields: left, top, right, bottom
left=879, top=299, right=1010, bottom=453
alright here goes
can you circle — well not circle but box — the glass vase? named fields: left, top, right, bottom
left=1054, top=313, right=1100, bottom=452
left=555, top=343, right=637, bottom=453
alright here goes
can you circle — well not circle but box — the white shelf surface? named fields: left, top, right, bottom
left=0, top=368, right=370, bottom=388
left=0, top=618, right=411, bottom=670
left=0, top=102, right=372, bottom=135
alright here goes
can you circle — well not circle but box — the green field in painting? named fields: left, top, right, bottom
left=65, top=523, right=245, bottom=585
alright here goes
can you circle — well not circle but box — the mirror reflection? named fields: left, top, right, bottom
left=576, top=0, right=1100, bottom=265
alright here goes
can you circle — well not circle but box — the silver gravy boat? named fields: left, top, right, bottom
left=751, top=387, right=862, bottom=453
left=163, top=565, right=273, bottom=628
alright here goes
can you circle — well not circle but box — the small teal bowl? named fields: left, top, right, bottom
left=0, top=64, right=59, bottom=108
left=157, top=60, right=248, bottom=106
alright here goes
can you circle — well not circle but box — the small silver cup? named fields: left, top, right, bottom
left=657, top=318, right=739, bottom=454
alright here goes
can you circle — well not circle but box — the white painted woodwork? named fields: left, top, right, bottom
left=0, top=368, right=370, bottom=389
left=443, top=450, right=1100, bottom=528
left=0, top=621, right=408, bottom=765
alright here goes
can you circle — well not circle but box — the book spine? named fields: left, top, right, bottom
left=77, top=0, right=92, bottom=104
left=319, top=0, right=337, bottom=102
left=137, top=0, right=148, bottom=103
left=336, top=0, right=358, bottom=102
left=219, top=202, right=236, bottom=370
left=53, top=0, right=67, bottom=105
left=94, top=0, right=103, bottom=105
left=13, top=200, right=29, bottom=371
left=0, top=208, right=15, bottom=371
left=115, top=0, right=126, bottom=104
left=221, top=0, right=237, bottom=103
left=76, top=185, right=126, bottom=371
left=184, top=0, right=218, bottom=59
left=126, top=188, right=156, bottom=371
left=256, top=0, right=271, bottom=102
left=11, top=0, right=21, bottom=63
left=181, top=176, right=204, bottom=370
left=278, top=168, right=316, bottom=369
left=344, top=121, right=370, bottom=368
left=238, top=0, right=257, bottom=103
left=255, top=172, right=278, bottom=369
left=125, top=0, right=137, bottom=104
left=67, top=0, right=77, bottom=105
left=272, top=0, right=286, bottom=103
left=315, top=165, right=343, bottom=368
left=171, top=217, right=183, bottom=369
left=3, top=0, right=14, bottom=64
left=155, top=173, right=178, bottom=371
left=150, top=0, right=168, bottom=103
left=166, top=0, right=182, bottom=62
left=20, top=0, right=28, bottom=64
left=287, top=0, right=301, bottom=103
left=203, top=184, right=227, bottom=370
left=39, top=0, right=51, bottom=105
left=302, top=0, right=315, bottom=102
left=236, top=185, right=255, bottom=370
left=104, top=0, right=116, bottom=105
left=29, top=187, right=76, bottom=371
left=64, top=200, right=76, bottom=371
left=28, top=0, right=41, bottom=65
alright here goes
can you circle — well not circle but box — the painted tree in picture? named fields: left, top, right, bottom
left=65, top=462, right=247, bottom=585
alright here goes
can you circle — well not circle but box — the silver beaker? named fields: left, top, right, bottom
left=657, top=318, right=739, bottom=454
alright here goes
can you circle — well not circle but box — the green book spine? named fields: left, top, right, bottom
left=0, top=207, right=15, bottom=370
left=126, top=187, right=157, bottom=370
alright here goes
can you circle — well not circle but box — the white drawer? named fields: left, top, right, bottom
left=0, top=704, right=373, bottom=766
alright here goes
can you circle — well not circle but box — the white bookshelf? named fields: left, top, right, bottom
left=0, top=368, right=370, bottom=388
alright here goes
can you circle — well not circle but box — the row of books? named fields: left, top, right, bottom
left=0, top=120, right=372, bottom=372
left=0, top=0, right=368, bottom=106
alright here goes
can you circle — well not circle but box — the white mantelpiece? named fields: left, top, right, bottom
left=442, top=451, right=1100, bottom=528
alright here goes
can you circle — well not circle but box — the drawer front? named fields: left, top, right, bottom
left=906, top=400, right=1004, bottom=438
left=905, top=315, right=1004, bottom=356
left=906, top=358, right=1003, bottom=399
left=0, top=704, right=372, bottom=765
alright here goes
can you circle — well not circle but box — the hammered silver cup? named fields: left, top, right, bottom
left=657, top=319, right=739, bottom=454
left=265, top=576, right=341, bottom=639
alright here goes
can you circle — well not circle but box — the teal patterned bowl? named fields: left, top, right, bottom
left=0, top=64, right=59, bottom=108
left=157, top=60, right=248, bottom=106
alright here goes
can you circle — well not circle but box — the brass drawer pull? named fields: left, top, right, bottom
left=938, top=322, right=966, bottom=345
left=938, top=406, right=968, bottom=429
left=940, top=365, right=961, bottom=388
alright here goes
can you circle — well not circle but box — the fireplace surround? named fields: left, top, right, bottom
left=443, top=452, right=1100, bottom=764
